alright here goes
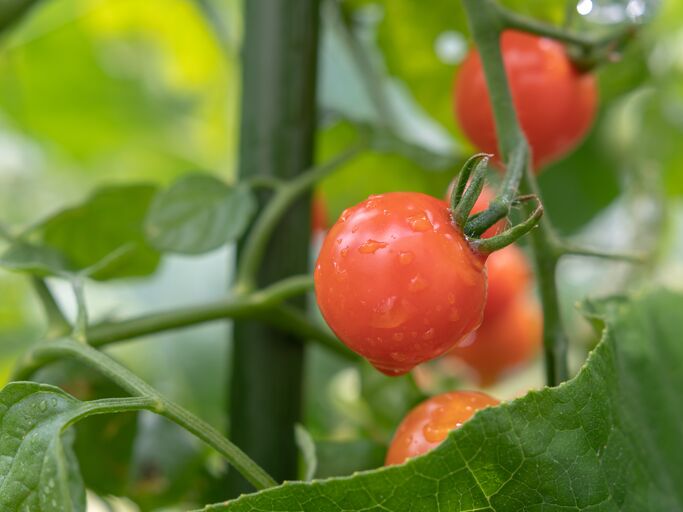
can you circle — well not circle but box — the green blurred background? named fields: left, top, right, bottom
left=1, top=0, right=683, bottom=509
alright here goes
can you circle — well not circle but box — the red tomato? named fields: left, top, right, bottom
left=449, top=295, right=542, bottom=386
left=311, top=192, right=328, bottom=233
left=454, top=30, right=597, bottom=170
left=385, top=391, right=499, bottom=465
left=484, top=244, right=531, bottom=319
left=314, top=192, right=488, bottom=376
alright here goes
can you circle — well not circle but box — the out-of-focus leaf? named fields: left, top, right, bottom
left=0, top=240, right=73, bottom=277
left=145, top=174, right=256, bottom=255
left=317, top=122, right=453, bottom=220
left=202, top=288, right=683, bottom=511
left=0, top=382, right=86, bottom=512
left=315, top=439, right=385, bottom=479
left=0, top=0, right=40, bottom=34
left=40, top=184, right=160, bottom=280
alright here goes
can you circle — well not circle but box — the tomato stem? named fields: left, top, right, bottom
left=83, top=275, right=357, bottom=360
left=462, top=0, right=569, bottom=385
left=553, top=243, right=647, bottom=263
left=470, top=199, right=544, bottom=253
left=495, top=2, right=638, bottom=71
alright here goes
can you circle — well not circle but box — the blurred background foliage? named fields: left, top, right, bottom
left=1, top=0, right=683, bottom=510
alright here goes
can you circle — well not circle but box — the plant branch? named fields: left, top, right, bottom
left=233, top=142, right=367, bottom=293
left=555, top=243, right=647, bottom=263
left=84, top=275, right=357, bottom=360
left=13, top=338, right=278, bottom=490
left=66, top=396, right=160, bottom=426
left=462, top=0, right=568, bottom=385
left=31, top=277, right=71, bottom=337
left=0, top=220, right=71, bottom=337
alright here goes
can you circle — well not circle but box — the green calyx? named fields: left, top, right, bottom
left=449, top=154, right=543, bottom=255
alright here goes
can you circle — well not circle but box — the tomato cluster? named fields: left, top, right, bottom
left=312, top=25, right=590, bottom=469
left=448, top=244, right=542, bottom=385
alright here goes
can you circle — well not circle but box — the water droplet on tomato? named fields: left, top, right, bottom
left=408, top=275, right=429, bottom=292
left=351, top=225, right=359, bottom=233
left=390, top=351, right=410, bottom=362
left=359, top=239, right=388, bottom=254
left=407, top=212, right=433, bottom=232
left=449, top=308, right=460, bottom=322
left=393, top=332, right=404, bottom=341
left=423, top=420, right=450, bottom=443
left=422, top=328, right=435, bottom=340
left=447, top=292, right=456, bottom=304
left=340, top=247, right=349, bottom=257
left=399, top=251, right=414, bottom=265
left=371, top=296, right=410, bottom=328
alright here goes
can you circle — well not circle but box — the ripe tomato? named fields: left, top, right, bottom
left=446, top=183, right=507, bottom=239
left=449, top=295, right=542, bottom=386
left=385, top=391, right=499, bottom=465
left=484, top=244, right=531, bottom=319
left=314, top=192, right=488, bottom=376
left=453, top=30, right=597, bottom=170
left=311, top=192, right=328, bottom=234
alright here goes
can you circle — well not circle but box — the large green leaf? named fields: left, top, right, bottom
left=0, top=382, right=86, bottom=512
left=145, top=174, right=256, bottom=255
left=201, top=288, right=683, bottom=511
left=41, top=184, right=160, bottom=280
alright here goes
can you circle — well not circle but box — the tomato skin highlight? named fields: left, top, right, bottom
left=385, top=391, right=499, bottom=465
left=314, top=192, right=488, bottom=376
left=484, top=244, right=532, bottom=319
left=454, top=30, right=597, bottom=170
left=449, top=295, right=542, bottom=386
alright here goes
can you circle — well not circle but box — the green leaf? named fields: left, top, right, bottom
left=0, top=382, right=86, bottom=512
left=34, top=361, right=136, bottom=498
left=0, top=241, right=74, bottom=277
left=201, top=288, right=683, bottom=511
left=40, top=184, right=160, bottom=280
left=145, top=174, right=256, bottom=255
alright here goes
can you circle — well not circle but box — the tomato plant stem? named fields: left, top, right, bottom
left=554, top=243, right=647, bottom=263
left=12, top=338, right=278, bottom=490
left=31, top=277, right=71, bottom=337
left=228, top=0, right=322, bottom=496
left=462, top=0, right=569, bottom=386
left=83, top=275, right=357, bottom=360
